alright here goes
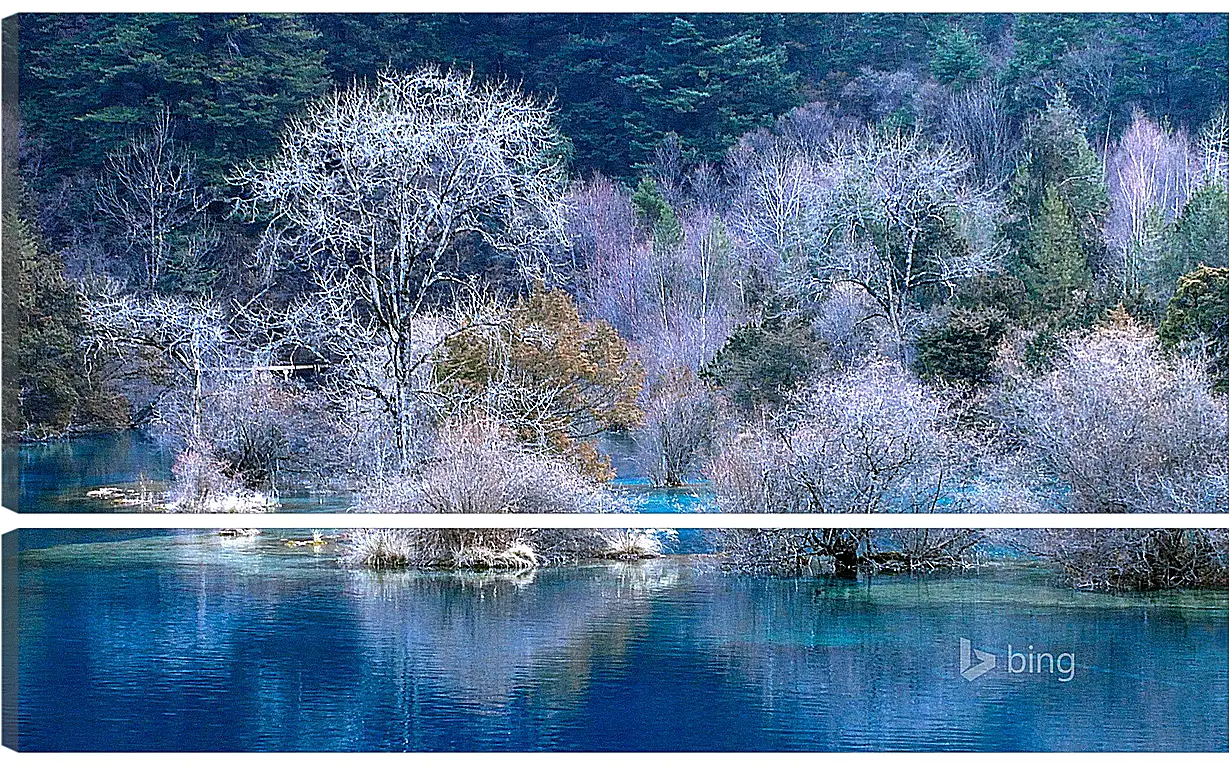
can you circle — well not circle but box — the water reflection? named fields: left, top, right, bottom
left=13, top=534, right=1229, bottom=751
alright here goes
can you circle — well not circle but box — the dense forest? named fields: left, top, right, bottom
left=3, top=13, right=1228, bottom=579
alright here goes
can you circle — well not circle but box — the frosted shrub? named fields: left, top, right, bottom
left=1020, top=528, right=1229, bottom=591
left=354, top=422, right=632, bottom=516
left=717, top=529, right=862, bottom=575
left=710, top=362, right=975, bottom=574
left=170, top=448, right=236, bottom=508
left=1000, top=318, right=1228, bottom=513
left=344, top=422, right=658, bottom=570
left=169, top=446, right=280, bottom=513
left=711, top=360, right=961, bottom=514
left=340, top=528, right=667, bottom=571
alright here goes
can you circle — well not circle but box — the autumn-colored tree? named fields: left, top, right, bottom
left=435, top=286, right=644, bottom=479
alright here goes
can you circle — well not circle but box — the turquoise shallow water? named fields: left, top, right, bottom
left=3, top=433, right=714, bottom=514
left=9, top=531, right=1228, bottom=751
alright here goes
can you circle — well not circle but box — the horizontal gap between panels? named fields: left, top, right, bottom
left=2, top=512, right=1228, bottom=529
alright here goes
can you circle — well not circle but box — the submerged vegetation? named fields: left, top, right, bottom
left=4, top=14, right=1228, bottom=587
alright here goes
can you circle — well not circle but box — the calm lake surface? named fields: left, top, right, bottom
left=2, top=432, right=714, bottom=514
left=10, top=531, right=1228, bottom=751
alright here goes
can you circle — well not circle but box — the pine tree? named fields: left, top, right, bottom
left=1159, top=265, right=1229, bottom=392
left=1021, top=185, right=1093, bottom=314
left=1005, top=89, right=1109, bottom=317
left=929, top=23, right=986, bottom=89
left=1, top=213, right=126, bottom=435
left=631, top=176, right=683, bottom=254
left=1165, top=182, right=1229, bottom=285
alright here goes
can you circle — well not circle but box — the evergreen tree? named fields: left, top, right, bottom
left=1005, top=90, right=1109, bottom=316
left=631, top=176, right=683, bottom=254
left=913, top=308, right=1007, bottom=387
left=1, top=213, right=126, bottom=435
left=700, top=316, right=826, bottom=413
left=1165, top=182, right=1229, bottom=283
left=1159, top=265, right=1229, bottom=392
left=929, top=23, right=986, bottom=89
left=18, top=13, right=331, bottom=185
left=615, top=16, right=800, bottom=171
left=1020, top=185, right=1094, bottom=314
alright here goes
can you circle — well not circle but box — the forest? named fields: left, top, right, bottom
left=3, top=13, right=1228, bottom=585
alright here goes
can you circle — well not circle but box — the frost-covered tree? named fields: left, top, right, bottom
left=711, top=360, right=962, bottom=515
left=79, top=279, right=237, bottom=441
left=235, top=66, right=569, bottom=470
left=97, top=109, right=213, bottom=292
left=639, top=368, right=722, bottom=487
left=1105, top=111, right=1198, bottom=295
left=785, top=129, right=1001, bottom=359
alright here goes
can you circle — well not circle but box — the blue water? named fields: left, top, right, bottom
left=9, top=531, right=1228, bottom=751
left=2, top=432, right=174, bottom=513
left=3, top=432, right=713, bottom=514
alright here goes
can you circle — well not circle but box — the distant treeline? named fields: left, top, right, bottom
left=15, top=13, right=1228, bottom=185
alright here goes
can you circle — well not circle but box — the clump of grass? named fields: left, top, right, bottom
left=342, top=529, right=416, bottom=569
left=452, top=541, right=540, bottom=571
left=605, top=529, right=671, bottom=559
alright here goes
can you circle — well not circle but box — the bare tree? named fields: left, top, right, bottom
left=572, top=180, right=745, bottom=379
left=79, top=278, right=239, bottom=440
left=935, top=80, right=1020, bottom=190
left=234, top=67, right=569, bottom=470
left=639, top=367, right=723, bottom=486
left=785, top=129, right=1001, bottom=360
left=1198, top=105, right=1229, bottom=187
left=727, top=141, right=818, bottom=270
left=1105, top=111, right=1198, bottom=294
left=97, top=109, right=210, bottom=291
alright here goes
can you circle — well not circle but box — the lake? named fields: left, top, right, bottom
left=2, top=432, right=715, bottom=514
left=8, top=531, right=1227, bottom=751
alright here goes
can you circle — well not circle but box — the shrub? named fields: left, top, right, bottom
left=914, top=308, right=1007, bottom=387
left=354, top=421, right=633, bottom=516
left=168, top=447, right=277, bottom=512
left=711, top=360, right=962, bottom=514
left=1000, top=315, right=1228, bottom=512
left=717, top=529, right=863, bottom=576
left=716, top=528, right=983, bottom=576
left=343, top=421, right=675, bottom=570
left=1022, top=528, right=1229, bottom=591
left=701, top=316, right=826, bottom=413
